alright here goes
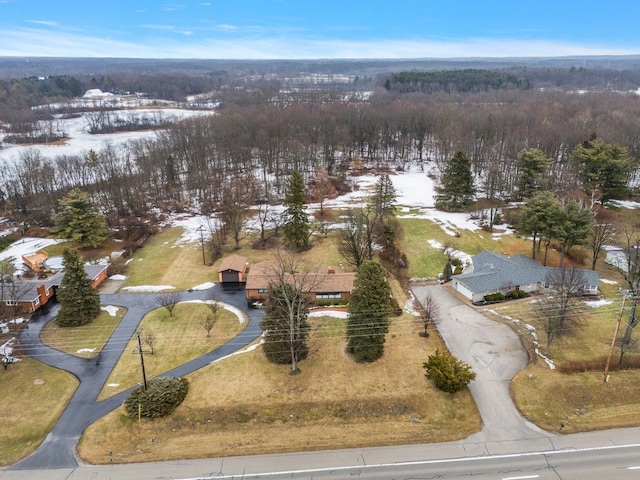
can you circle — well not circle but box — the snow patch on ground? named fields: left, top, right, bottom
left=109, top=274, right=127, bottom=281
left=191, top=282, right=216, bottom=291
left=585, top=299, right=614, bottom=308
left=600, top=278, right=618, bottom=285
left=122, top=285, right=175, bottom=292
left=0, top=237, right=64, bottom=269
left=308, top=309, right=349, bottom=319
left=100, top=305, right=120, bottom=317
left=210, top=338, right=264, bottom=364
left=180, top=300, right=245, bottom=324
left=610, top=200, right=640, bottom=209
left=77, top=348, right=96, bottom=353
left=404, top=290, right=422, bottom=317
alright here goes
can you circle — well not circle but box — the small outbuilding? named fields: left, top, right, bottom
left=217, top=255, right=247, bottom=284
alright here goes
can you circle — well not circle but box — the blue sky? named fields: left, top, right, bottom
left=0, top=0, right=638, bottom=59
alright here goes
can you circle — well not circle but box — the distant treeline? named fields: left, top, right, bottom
left=383, top=69, right=530, bottom=93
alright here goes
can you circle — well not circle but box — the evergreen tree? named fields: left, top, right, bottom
left=515, top=148, right=551, bottom=199
left=282, top=170, right=310, bottom=251
left=369, top=172, right=396, bottom=218
left=346, top=261, right=392, bottom=362
left=53, top=188, right=111, bottom=248
left=571, top=134, right=631, bottom=202
left=260, top=282, right=310, bottom=373
left=554, top=200, right=593, bottom=267
left=56, top=248, right=101, bottom=327
left=519, top=192, right=562, bottom=261
left=435, top=151, right=475, bottom=211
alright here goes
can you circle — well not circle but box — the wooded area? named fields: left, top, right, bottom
left=0, top=63, right=639, bottom=234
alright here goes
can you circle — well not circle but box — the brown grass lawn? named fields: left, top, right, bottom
left=40, top=307, right=126, bottom=358
left=98, top=302, right=245, bottom=400
left=512, top=365, right=640, bottom=433
left=0, top=358, right=78, bottom=466
left=399, top=217, right=535, bottom=278
left=79, top=312, right=481, bottom=464
left=122, top=227, right=219, bottom=291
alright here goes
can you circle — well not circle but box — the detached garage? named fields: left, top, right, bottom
left=217, top=255, right=247, bottom=284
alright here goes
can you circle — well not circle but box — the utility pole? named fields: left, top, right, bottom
left=603, top=294, right=626, bottom=382
left=197, top=225, right=206, bottom=265
left=137, top=330, right=148, bottom=390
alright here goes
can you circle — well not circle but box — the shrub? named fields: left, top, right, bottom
left=484, top=292, right=506, bottom=303
left=424, top=349, right=476, bottom=393
left=453, top=265, right=463, bottom=275
left=124, top=377, right=189, bottom=418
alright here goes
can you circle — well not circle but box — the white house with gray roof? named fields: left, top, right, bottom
left=451, top=251, right=600, bottom=303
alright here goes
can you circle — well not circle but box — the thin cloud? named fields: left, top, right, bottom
left=163, top=3, right=186, bottom=11
left=27, top=19, right=58, bottom=27
left=216, top=24, right=238, bottom=32
left=0, top=26, right=635, bottom=59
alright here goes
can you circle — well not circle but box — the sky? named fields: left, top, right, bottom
left=0, top=1, right=638, bottom=59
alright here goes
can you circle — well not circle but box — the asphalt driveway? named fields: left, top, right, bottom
left=411, top=284, right=549, bottom=444
left=11, top=284, right=263, bottom=470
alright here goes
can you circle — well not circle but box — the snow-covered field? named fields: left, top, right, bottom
left=0, top=106, right=214, bottom=165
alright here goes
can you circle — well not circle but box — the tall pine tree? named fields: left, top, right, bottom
left=346, top=261, right=392, bottom=362
left=56, top=248, right=101, bottom=327
left=53, top=188, right=111, bottom=248
left=435, top=151, right=475, bottom=211
left=282, top=170, right=310, bottom=251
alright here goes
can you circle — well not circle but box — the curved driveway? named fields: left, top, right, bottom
left=10, top=284, right=263, bottom=470
left=411, top=284, right=549, bottom=447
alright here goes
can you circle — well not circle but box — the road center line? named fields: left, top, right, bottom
left=175, top=443, right=640, bottom=480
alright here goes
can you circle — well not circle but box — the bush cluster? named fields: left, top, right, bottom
left=424, top=349, right=476, bottom=394
left=508, top=290, right=526, bottom=299
left=124, top=377, right=189, bottom=418
left=484, top=292, right=506, bottom=303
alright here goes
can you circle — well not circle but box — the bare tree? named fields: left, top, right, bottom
left=337, top=208, right=374, bottom=268
left=588, top=206, right=616, bottom=270
left=537, top=267, right=586, bottom=355
left=202, top=294, right=221, bottom=338
left=616, top=229, right=640, bottom=361
left=155, top=292, right=180, bottom=317
left=220, top=177, right=252, bottom=250
left=260, top=250, right=319, bottom=375
left=420, top=293, right=439, bottom=338
left=141, top=330, right=156, bottom=354
left=309, top=168, right=336, bottom=218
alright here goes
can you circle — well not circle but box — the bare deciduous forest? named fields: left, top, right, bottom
left=0, top=58, right=639, bottom=234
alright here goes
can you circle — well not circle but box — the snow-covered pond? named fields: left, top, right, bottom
left=0, top=107, right=215, bottom=165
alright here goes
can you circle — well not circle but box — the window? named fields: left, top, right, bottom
left=258, top=288, right=269, bottom=294
left=316, top=292, right=342, bottom=299
left=5, top=300, right=18, bottom=306
left=35, top=297, right=40, bottom=305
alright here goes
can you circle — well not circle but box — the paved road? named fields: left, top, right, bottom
left=9, top=284, right=263, bottom=470
left=411, top=284, right=549, bottom=445
left=2, top=426, right=640, bottom=479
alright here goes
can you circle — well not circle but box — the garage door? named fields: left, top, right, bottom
left=222, top=271, right=239, bottom=283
